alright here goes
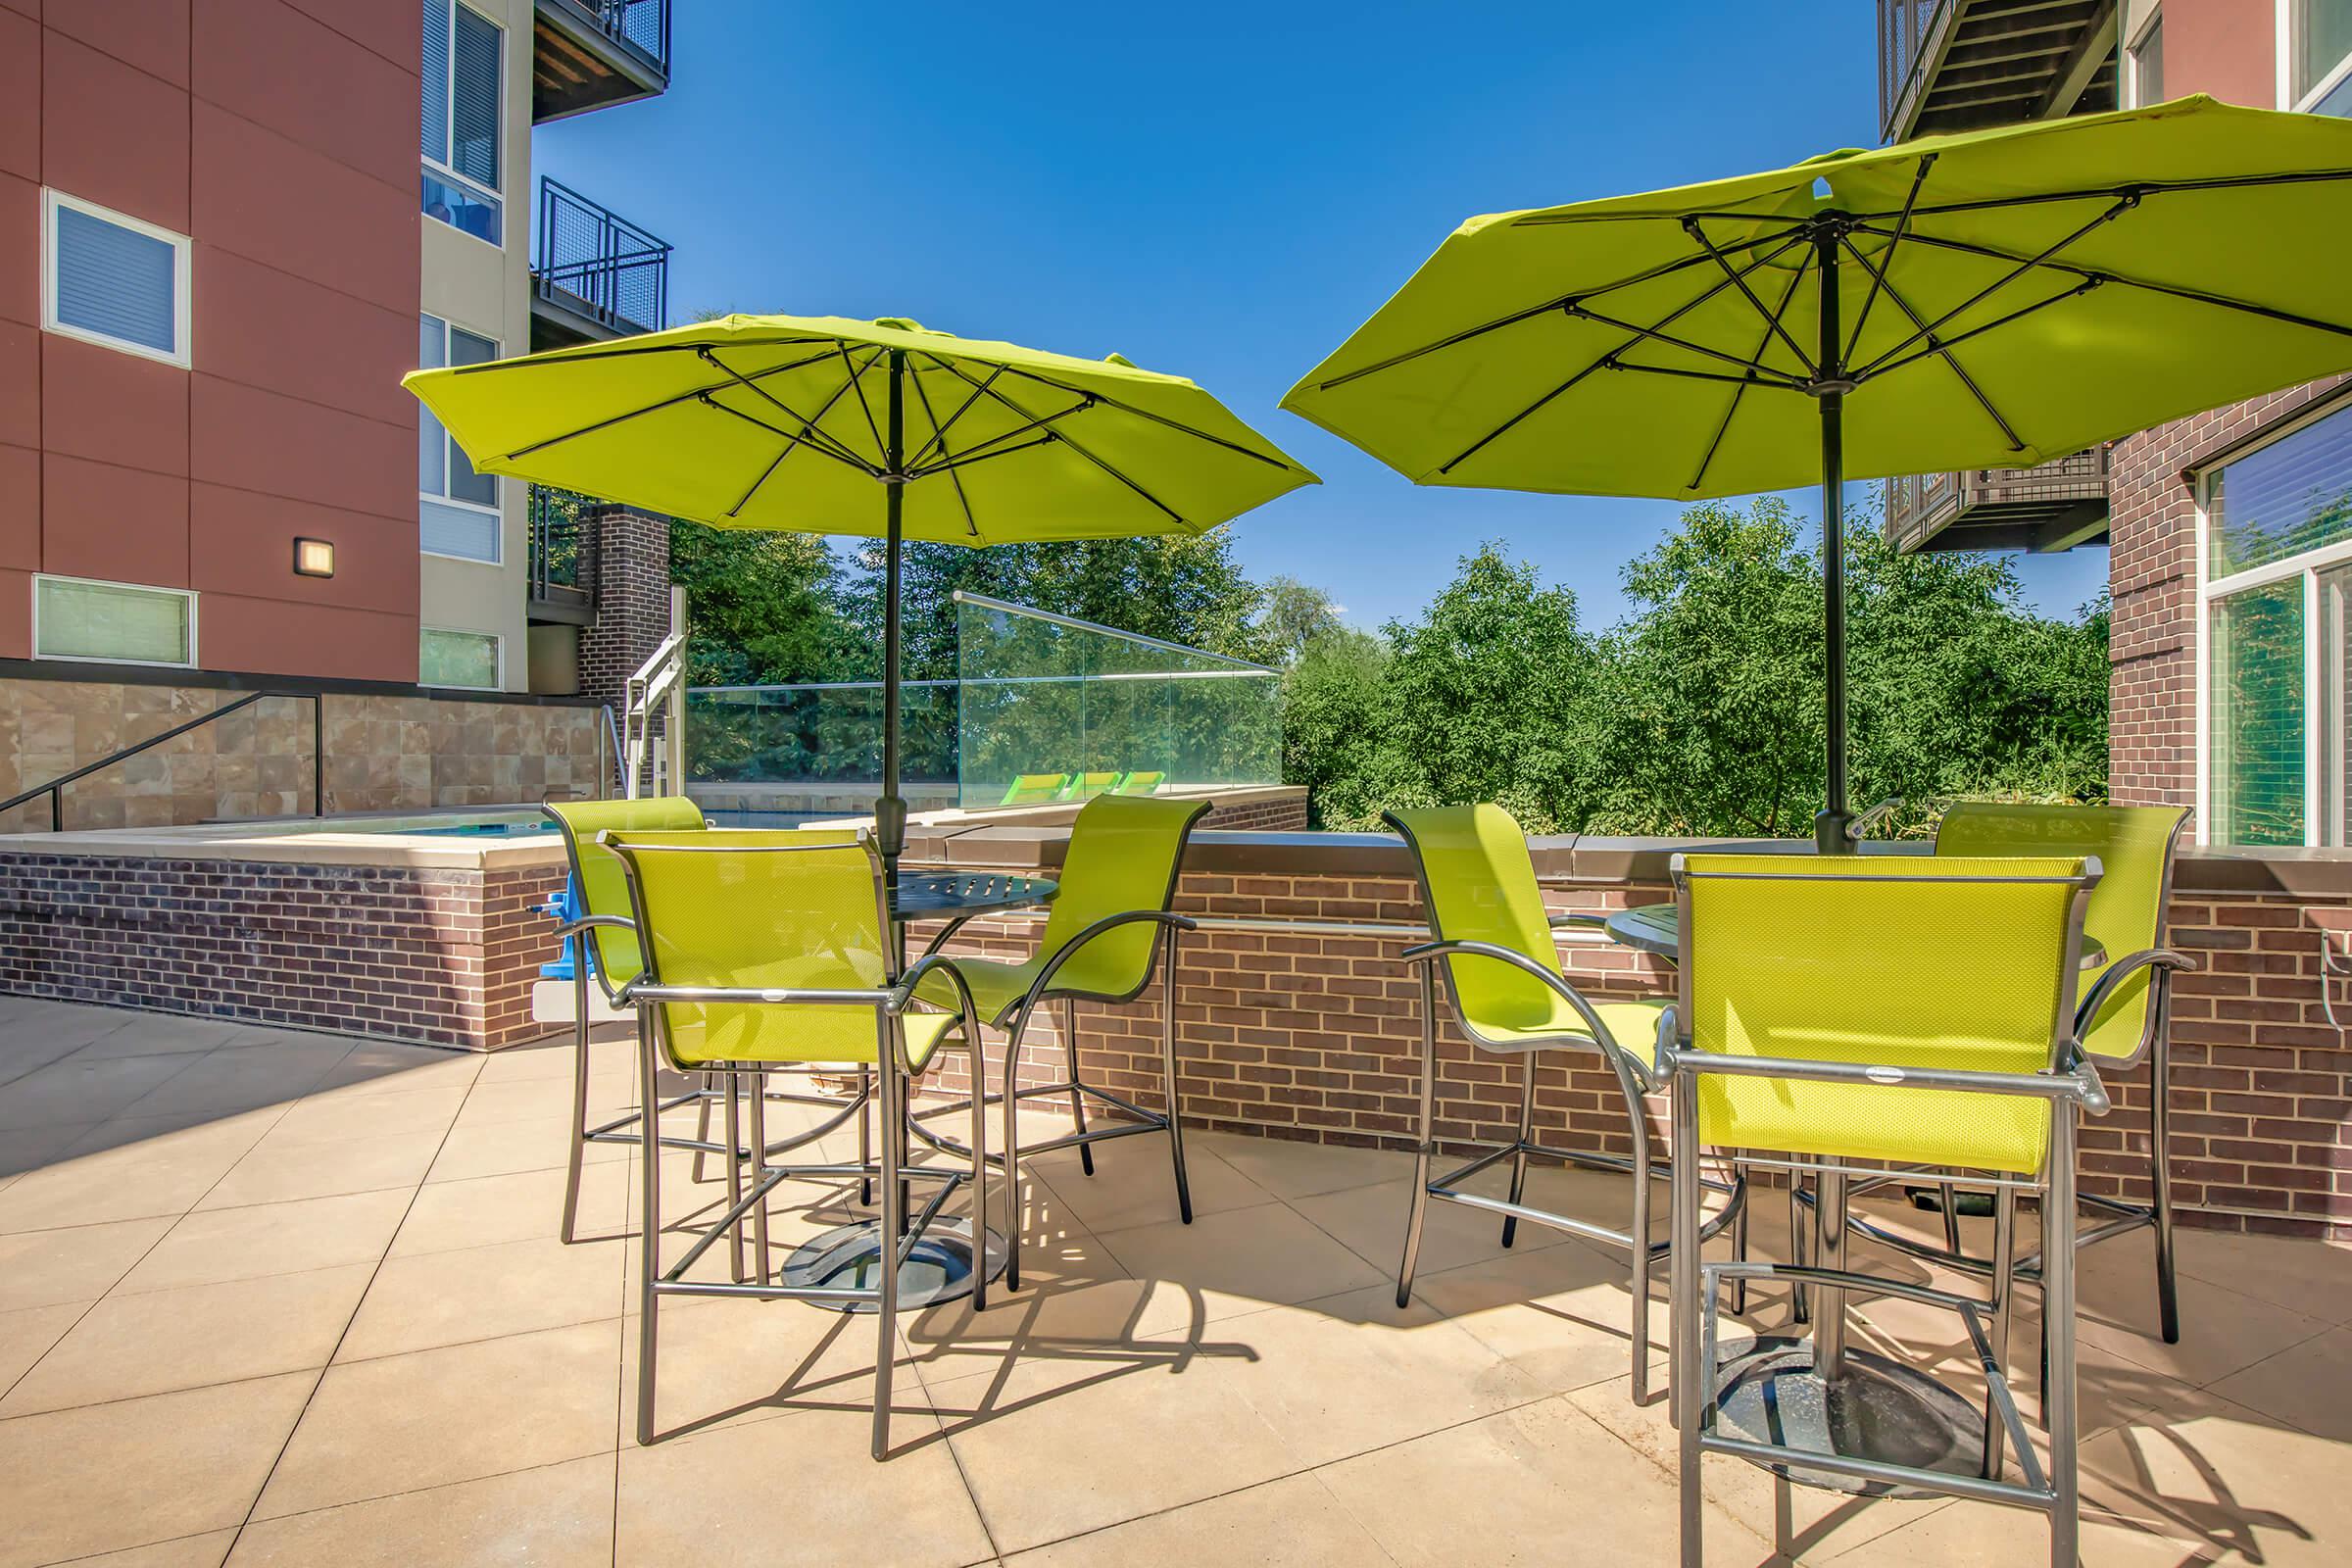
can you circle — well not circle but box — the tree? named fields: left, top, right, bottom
left=668, top=522, right=857, bottom=687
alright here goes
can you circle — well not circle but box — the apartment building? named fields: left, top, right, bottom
left=1877, top=0, right=2352, bottom=848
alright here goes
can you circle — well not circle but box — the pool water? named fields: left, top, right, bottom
left=393, top=817, right=557, bottom=838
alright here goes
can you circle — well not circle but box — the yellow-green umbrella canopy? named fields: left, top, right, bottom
left=1284, top=95, right=2352, bottom=848
left=405, top=313, right=1315, bottom=878
left=406, top=313, right=1316, bottom=543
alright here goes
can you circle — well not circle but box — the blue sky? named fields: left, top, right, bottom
left=535, top=1, right=2113, bottom=630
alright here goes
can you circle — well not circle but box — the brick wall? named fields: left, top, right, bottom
left=576, top=505, right=672, bottom=712
left=0, top=852, right=565, bottom=1051
left=1197, top=791, right=1311, bottom=832
left=2107, top=377, right=2352, bottom=814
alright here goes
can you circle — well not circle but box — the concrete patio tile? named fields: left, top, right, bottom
left=2175, top=1230, right=2352, bottom=1328
left=307, top=1043, right=483, bottom=1099
left=115, top=1189, right=412, bottom=1293
left=337, top=1235, right=623, bottom=1361
left=1400, top=1234, right=1661, bottom=1396
left=0, top=1261, right=373, bottom=1415
left=1004, top=1470, right=1389, bottom=1566
left=0, top=1117, right=99, bottom=1182
left=255, top=1318, right=622, bottom=1520
left=0, top=1052, right=203, bottom=1131
left=1189, top=1127, right=1411, bottom=1198
left=620, top=1291, right=929, bottom=1442
left=266, top=1083, right=468, bottom=1147
left=116, top=1038, right=355, bottom=1121
left=424, top=1114, right=631, bottom=1185
left=1290, top=1173, right=1582, bottom=1283
left=2207, top=1324, right=2352, bottom=1442
left=0, top=1118, right=268, bottom=1232
left=928, top=1348, right=1297, bottom=1554
left=223, top=1454, right=616, bottom=1568
left=474, top=1041, right=588, bottom=1085
left=2071, top=1266, right=2333, bottom=1390
left=0, top=1216, right=174, bottom=1309
left=1316, top=1393, right=1787, bottom=1567
left=63, top=1529, right=239, bottom=1567
left=1095, top=1200, right=1388, bottom=1331
left=1024, top=1139, right=1264, bottom=1235
left=615, top=1402, right=994, bottom=1567
left=64, top=1017, right=247, bottom=1060
left=194, top=1126, right=443, bottom=1211
left=448, top=1068, right=640, bottom=1131
left=0, top=1371, right=313, bottom=1568
left=0, top=1299, right=85, bottom=1394
left=389, top=1161, right=630, bottom=1256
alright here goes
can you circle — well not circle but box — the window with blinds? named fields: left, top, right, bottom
left=420, top=1, right=503, bottom=245
left=33, top=577, right=195, bottom=667
left=419, top=314, right=503, bottom=563
left=41, top=191, right=190, bottom=367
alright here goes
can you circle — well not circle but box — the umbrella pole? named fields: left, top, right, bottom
left=1814, top=224, right=1854, bottom=858
left=880, top=349, right=907, bottom=890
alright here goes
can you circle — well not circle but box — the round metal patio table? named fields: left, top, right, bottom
left=782, top=871, right=1057, bottom=1314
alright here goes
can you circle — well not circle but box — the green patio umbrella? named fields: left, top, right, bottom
left=406, top=314, right=1317, bottom=881
left=1284, top=94, right=2352, bottom=850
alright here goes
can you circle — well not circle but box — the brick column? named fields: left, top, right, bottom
left=576, top=504, right=673, bottom=710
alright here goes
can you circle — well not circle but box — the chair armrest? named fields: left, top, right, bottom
left=553, top=913, right=640, bottom=1008
left=1547, top=911, right=1609, bottom=929
left=1658, top=1042, right=2109, bottom=1109
left=891, top=954, right=986, bottom=1075
left=1012, top=909, right=1199, bottom=1021
left=2073, top=947, right=2195, bottom=1039
left=1399, top=937, right=1650, bottom=1083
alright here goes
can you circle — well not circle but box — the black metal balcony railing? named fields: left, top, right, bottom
left=1876, top=0, right=2119, bottom=144
left=589, top=0, right=669, bottom=73
left=529, top=485, right=595, bottom=616
left=1885, top=446, right=2113, bottom=555
left=533, top=177, right=670, bottom=336
left=1878, top=0, right=1946, bottom=142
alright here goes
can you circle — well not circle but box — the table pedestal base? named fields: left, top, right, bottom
left=782, top=1217, right=1007, bottom=1313
left=1708, top=1335, right=1986, bottom=1497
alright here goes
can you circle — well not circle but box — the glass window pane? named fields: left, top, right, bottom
left=420, top=169, right=501, bottom=245
left=420, top=0, right=449, bottom=163
left=2131, top=16, right=2163, bottom=105
left=2300, top=0, right=2352, bottom=100
left=450, top=6, right=500, bottom=188
left=418, top=316, right=448, bottom=496
left=2207, top=403, right=2352, bottom=578
left=35, top=579, right=190, bottom=664
left=53, top=205, right=177, bottom=356
left=2327, top=565, right=2352, bottom=845
left=420, top=629, right=500, bottom=689
left=421, top=498, right=499, bottom=561
left=438, top=326, right=498, bottom=504
left=2211, top=579, right=2308, bottom=846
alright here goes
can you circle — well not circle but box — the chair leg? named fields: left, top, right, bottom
left=746, top=1069, right=769, bottom=1285
left=1984, top=1183, right=2019, bottom=1481
left=1501, top=1049, right=1535, bottom=1249
left=1727, top=1170, right=1749, bottom=1317
left=1789, top=1156, right=1812, bottom=1324
left=2151, top=1030, right=2180, bottom=1346
left=1064, top=996, right=1095, bottom=1178
left=633, top=1010, right=662, bottom=1446
left=692, top=1072, right=715, bottom=1184
left=1396, top=970, right=1437, bottom=1309
left=724, top=1075, right=747, bottom=1284
left=872, top=1059, right=903, bottom=1462
left=2046, top=1108, right=2082, bottom=1567
left=1813, top=1170, right=1850, bottom=1378
left=1628, top=1074, right=1653, bottom=1407
left=1670, top=1073, right=1705, bottom=1563
left=1002, top=1015, right=1032, bottom=1294
left=1938, top=1179, right=1963, bottom=1254
left=561, top=968, right=591, bottom=1245
left=1160, top=953, right=1193, bottom=1225
left=858, top=1064, right=874, bottom=1206
left=967, top=1042, right=991, bottom=1314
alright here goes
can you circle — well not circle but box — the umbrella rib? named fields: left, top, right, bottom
left=1848, top=221, right=2352, bottom=342
left=1311, top=225, right=1804, bottom=394
left=1569, top=301, right=1810, bottom=380
left=990, top=366, right=1297, bottom=469
left=1837, top=233, right=2025, bottom=452
left=1688, top=252, right=1812, bottom=493
left=906, top=366, right=1005, bottom=470
left=1605, top=360, right=1809, bottom=390
left=723, top=445, right=793, bottom=520
left=700, top=344, right=883, bottom=471
left=838, top=344, right=889, bottom=468
left=695, top=395, right=881, bottom=478
left=1864, top=277, right=2105, bottom=384
left=1683, top=219, right=1817, bottom=377
left=1431, top=230, right=1815, bottom=477
left=905, top=395, right=1093, bottom=479
left=1847, top=196, right=2131, bottom=379
left=925, top=356, right=1186, bottom=524
left=905, top=369, right=982, bottom=540
left=445, top=335, right=837, bottom=374
left=909, top=432, right=1061, bottom=479
left=1843, top=154, right=1935, bottom=368
left=1853, top=167, right=2352, bottom=222
left=496, top=346, right=846, bottom=462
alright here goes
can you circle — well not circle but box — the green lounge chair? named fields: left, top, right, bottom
left=1114, top=770, right=1165, bottom=795
left=999, top=772, right=1071, bottom=807
left=1058, top=771, right=1124, bottom=801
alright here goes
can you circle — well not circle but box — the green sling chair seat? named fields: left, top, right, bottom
left=1790, top=805, right=2194, bottom=1344
left=913, top=792, right=1210, bottom=1291
left=603, top=828, right=988, bottom=1461
left=1385, top=804, right=1746, bottom=1405
left=1000, top=773, right=1071, bottom=807
left=1058, top=770, right=1124, bottom=802
left=1114, top=770, right=1165, bottom=795
left=1664, top=853, right=2113, bottom=1568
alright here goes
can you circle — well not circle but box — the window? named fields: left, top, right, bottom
left=420, top=1, right=503, bottom=244
left=420, top=628, right=501, bottom=689
left=33, top=576, right=195, bottom=667
left=2293, top=0, right=2352, bottom=114
left=419, top=313, right=502, bottom=563
left=40, top=190, right=191, bottom=367
left=2128, top=12, right=2164, bottom=107
left=2201, top=400, right=2352, bottom=845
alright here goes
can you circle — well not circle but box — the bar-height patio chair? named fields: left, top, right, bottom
left=1664, top=852, right=2113, bottom=1568
left=1384, top=804, right=1744, bottom=1404
left=603, top=828, right=989, bottom=1460
left=543, top=799, right=856, bottom=1253
left=913, top=792, right=1210, bottom=1291
left=1789, top=805, right=2195, bottom=1345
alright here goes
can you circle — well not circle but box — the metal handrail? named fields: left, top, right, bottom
left=0, top=690, right=325, bottom=832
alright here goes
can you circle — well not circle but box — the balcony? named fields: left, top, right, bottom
left=532, top=0, right=670, bottom=122
left=527, top=484, right=595, bottom=624
left=528, top=178, right=671, bottom=350
left=1877, top=0, right=2120, bottom=143
left=1885, top=445, right=2112, bottom=554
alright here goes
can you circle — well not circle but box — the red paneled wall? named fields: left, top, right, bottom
left=2165, top=0, right=2278, bottom=108
left=0, top=0, right=421, bottom=681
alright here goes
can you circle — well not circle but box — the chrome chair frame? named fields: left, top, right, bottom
left=606, top=833, right=991, bottom=1461
left=910, top=907, right=1199, bottom=1292
left=1393, top=925, right=1746, bottom=1408
left=1664, top=855, right=2110, bottom=1568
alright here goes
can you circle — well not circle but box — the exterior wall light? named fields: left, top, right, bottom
left=293, top=538, right=336, bottom=578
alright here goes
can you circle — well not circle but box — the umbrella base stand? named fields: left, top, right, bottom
left=1703, top=1334, right=1986, bottom=1498
left=781, top=1217, right=1008, bottom=1313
